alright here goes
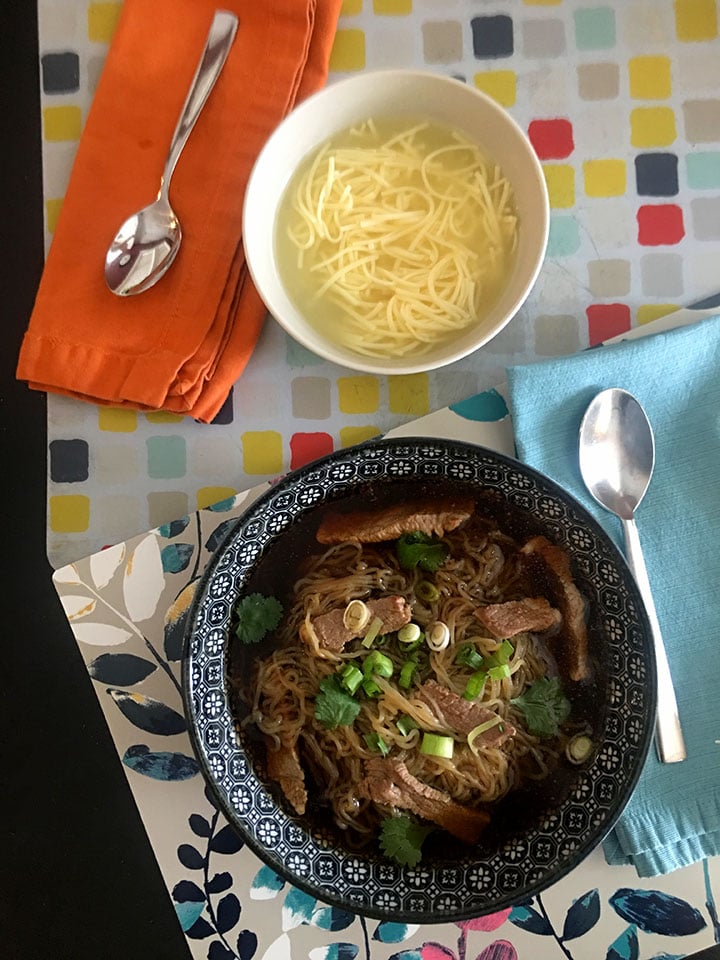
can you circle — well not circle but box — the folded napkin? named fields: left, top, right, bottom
left=17, top=0, right=342, bottom=422
left=505, top=314, right=720, bottom=876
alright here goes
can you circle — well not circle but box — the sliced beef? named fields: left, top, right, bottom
left=416, top=679, right=515, bottom=745
left=316, top=496, right=475, bottom=544
left=520, top=536, right=591, bottom=682
left=266, top=738, right=307, bottom=815
left=310, top=595, right=411, bottom=653
left=475, top=596, right=561, bottom=639
left=361, top=757, right=490, bottom=844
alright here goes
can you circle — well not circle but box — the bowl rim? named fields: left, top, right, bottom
left=182, top=437, right=656, bottom=923
left=242, top=69, right=550, bottom=376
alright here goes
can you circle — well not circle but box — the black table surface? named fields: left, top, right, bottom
left=4, top=6, right=720, bottom=960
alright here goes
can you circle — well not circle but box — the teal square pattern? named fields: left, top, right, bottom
left=146, top=436, right=187, bottom=479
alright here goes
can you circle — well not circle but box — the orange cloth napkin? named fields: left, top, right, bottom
left=17, top=0, right=342, bottom=422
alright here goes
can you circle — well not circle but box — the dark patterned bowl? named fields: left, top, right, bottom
left=182, top=437, right=655, bottom=923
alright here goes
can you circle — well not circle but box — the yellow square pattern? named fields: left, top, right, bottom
left=373, top=0, right=412, bottom=12
left=340, top=426, right=382, bottom=447
left=674, top=0, right=718, bottom=40
left=197, top=486, right=237, bottom=510
left=341, top=0, right=363, bottom=13
left=630, top=107, right=677, bottom=147
left=543, top=164, right=576, bottom=208
left=43, top=106, right=82, bottom=142
left=337, top=376, right=380, bottom=414
left=50, top=495, right=90, bottom=533
left=88, top=2, right=122, bottom=43
left=583, top=159, right=627, bottom=197
left=45, top=198, right=64, bottom=234
left=629, top=56, right=672, bottom=99
left=241, top=431, right=283, bottom=475
left=637, top=303, right=680, bottom=324
left=98, top=407, right=138, bottom=432
left=330, top=29, right=366, bottom=71
left=388, top=375, right=430, bottom=415
left=473, top=71, right=517, bottom=107
left=145, top=410, right=184, bottom=423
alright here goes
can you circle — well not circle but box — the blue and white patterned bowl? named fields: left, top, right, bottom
left=182, top=437, right=656, bottom=923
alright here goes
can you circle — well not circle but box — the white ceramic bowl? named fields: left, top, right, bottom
left=243, top=70, right=549, bottom=375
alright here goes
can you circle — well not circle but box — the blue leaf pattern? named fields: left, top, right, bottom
left=606, top=924, right=639, bottom=960
left=311, top=907, right=356, bottom=931
left=189, top=814, right=212, bottom=837
left=250, top=865, right=285, bottom=899
left=87, top=652, right=156, bottom=685
left=122, top=745, right=199, bottom=780
left=216, top=893, right=241, bottom=935
left=309, top=944, right=359, bottom=960
left=205, top=518, right=239, bottom=553
left=508, top=904, right=552, bottom=935
left=107, top=688, right=186, bottom=735
left=173, top=879, right=205, bottom=903
left=237, top=929, right=258, bottom=960
left=208, top=941, right=236, bottom=960
left=283, top=887, right=317, bottom=928
left=175, top=900, right=206, bottom=932
left=207, top=872, right=233, bottom=895
left=373, top=922, right=416, bottom=943
left=158, top=517, right=190, bottom=538
left=562, top=889, right=601, bottom=941
left=186, top=916, right=215, bottom=940
left=178, top=843, right=205, bottom=870
left=161, top=542, right=195, bottom=574
left=610, top=889, right=707, bottom=936
left=210, top=824, right=244, bottom=854
left=207, top=496, right=238, bottom=512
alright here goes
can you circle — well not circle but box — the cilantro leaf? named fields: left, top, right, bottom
left=396, top=532, right=449, bottom=573
left=234, top=593, right=283, bottom=645
left=511, top=676, right=571, bottom=738
left=380, top=815, right=433, bottom=867
left=314, top=676, right=361, bottom=729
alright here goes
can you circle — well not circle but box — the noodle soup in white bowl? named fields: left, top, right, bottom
left=243, top=70, right=549, bottom=374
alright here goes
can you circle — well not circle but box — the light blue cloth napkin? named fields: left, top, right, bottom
left=505, top=314, right=720, bottom=877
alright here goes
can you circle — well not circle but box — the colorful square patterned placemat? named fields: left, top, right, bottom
left=38, top=0, right=720, bottom=570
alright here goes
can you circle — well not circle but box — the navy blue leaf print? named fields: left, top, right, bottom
left=610, top=889, right=707, bottom=936
left=189, top=814, right=212, bottom=837
left=158, top=517, right=190, bottom=538
left=207, top=497, right=238, bottom=512
left=562, top=889, right=601, bottom=941
left=208, top=942, right=236, bottom=960
left=161, top=542, right=195, bottom=574
left=509, top=904, right=553, bottom=935
left=87, top=652, right=156, bottom=685
left=122, top=745, right=199, bottom=780
left=606, top=924, right=639, bottom=960
left=173, top=880, right=206, bottom=903
left=216, top=893, right=241, bottom=934
left=237, top=929, right=258, bottom=960
left=207, top=872, right=233, bottom=895
left=107, top=688, right=186, bottom=735
left=186, top=916, right=215, bottom=940
left=164, top=579, right=200, bottom=662
left=210, top=824, right=244, bottom=854
left=178, top=843, right=206, bottom=870
left=311, top=906, right=356, bottom=931
left=205, top=518, right=239, bottom=553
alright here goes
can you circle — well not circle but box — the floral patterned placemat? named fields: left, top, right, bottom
left=53, top=375, right=720, bottom=960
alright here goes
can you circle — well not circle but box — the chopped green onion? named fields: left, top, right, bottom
left=364, top=650, right=394, bottom=679
left=396, top=714, right=418, bottom=736
left=398, top=622, right=422, bottom=644
left=398, top=660, right=417, bottom=690
left=343, top=599, right=371, bottom=633
left=566, top=733, right=594, bottom=764
left=427, top=621, right=450, bottom=651
left=462, top=670, right=487, bottom=701
left=455, top=644, right=485, bottom=671
left=339, top=663, right=364, bottom=695
left=467, top=715, right=504, bottom=756
left=362, top=677, right=383, bottom=698
left=361, top=616, right=384, bottom=648
left=416, top=580, right=440, bottom=603
left=484, top=640, right=514, bottom=669
left=488, top=664, right=511, bottom=681
left=420, top=732, right=454, bottom=759
left=364, top=732, right=390, bottom=756
left=402, top=636, right=425, bottom=653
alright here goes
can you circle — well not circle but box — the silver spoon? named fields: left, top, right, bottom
left=579, top=388, right=686, bottom=764
left=105, top=10, right=238, bottom=297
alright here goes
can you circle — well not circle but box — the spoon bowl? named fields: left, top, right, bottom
left=579, top=388, right=686, bottom=764
left=105, top=11, right=237, bottom=297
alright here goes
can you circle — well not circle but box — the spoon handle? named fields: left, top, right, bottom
left=622, top=516, right=686, bottom=763
left=160, top=10, right=239, bottom=195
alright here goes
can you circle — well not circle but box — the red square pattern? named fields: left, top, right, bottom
left=290, top=432, right=334, bottom=470
left=637, top=204, right=685, bottom=245
left=528, top=119, right=574, bottom=160
left=586, top=303, right=632, bottom=346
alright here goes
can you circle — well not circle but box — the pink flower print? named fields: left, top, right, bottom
left=456, top=908, right=512, bottom=933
